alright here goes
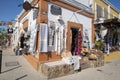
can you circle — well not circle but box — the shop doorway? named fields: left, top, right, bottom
left=71, top=28, right=80, bottom=55
left=66, top=21, right=83, bottom=55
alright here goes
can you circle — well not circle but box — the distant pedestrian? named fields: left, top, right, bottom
left=18, top=48, right=22, bottom=55
left=13, top=46, right=19, bottom=56
left=6, top=39, right=9, bottom=48
left=20, top=34, right=25, bottom=49
left=0, top=46, right=2, bottom=52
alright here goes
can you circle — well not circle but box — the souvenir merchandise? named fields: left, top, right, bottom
left=29, top=24, right=38, bottom=53
left=40, top=23, right=48, bottom=52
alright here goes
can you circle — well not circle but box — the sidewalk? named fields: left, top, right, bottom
left=104, top=51, right=120, bottom=61
left=1, top=47, right=120, bottom=80
left=0, top=47, right=47, bottom=80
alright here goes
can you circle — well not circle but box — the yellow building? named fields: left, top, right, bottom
left=94, top=0, right=120, bottom=20
left=94, top=0, right=120, bottom=52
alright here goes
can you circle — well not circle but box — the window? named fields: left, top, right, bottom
left=104, top=8, right=108, bottom=19
left=23, top=20, right=28, bottom=32
left=96, top=4, right=102, bottom=19
left=110, top=14, right=113, bottom=19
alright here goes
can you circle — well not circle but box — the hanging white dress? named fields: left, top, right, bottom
left=29, top=24, right=38, bottom=54
left=56, top=21, right=65, bottom=55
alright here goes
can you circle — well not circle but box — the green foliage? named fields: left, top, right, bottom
left=95, top=39, right=103, bottom=49
left=0, top=29, right=9, bottom=44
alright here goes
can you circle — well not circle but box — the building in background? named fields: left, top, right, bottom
left=94, top=0, right=120, bottom=53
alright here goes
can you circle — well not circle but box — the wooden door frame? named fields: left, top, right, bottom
left=66, top=21, right=83, bottom=51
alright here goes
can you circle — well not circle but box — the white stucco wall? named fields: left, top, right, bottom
left=12, top=21, right=19, bottom=49
left=48, top=3, right=93, bottom=48
left=75, top=0, right=93, bottom=8
left=20, top=9, right=37, bottom=33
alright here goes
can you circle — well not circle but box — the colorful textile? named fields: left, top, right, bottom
left=0, top=21, right=11, bottom=26
left=75, top=31, right=82, bottom=55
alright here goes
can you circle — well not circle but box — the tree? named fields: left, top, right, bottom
left=0, top=29, right=9, bottom=46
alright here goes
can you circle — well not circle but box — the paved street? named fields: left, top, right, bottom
left=0, top=47, right=46, bottom=80
left=0, top=47, right=120, bottom=80
left=51, top=58, right=120, bottom=80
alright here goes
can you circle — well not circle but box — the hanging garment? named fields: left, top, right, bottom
left=95, top=31, right=100, bottom=41
left=60, top=26, right=64, bottom=51
left=100, top=29, right=108, bottom=39
left=56, top=26, right=64, bottom=55
left=40, top=23, right=48, bottom=52
left=48, top=27, right=55, bottom=46
left=56, top=22, right=65, bottom=55
left=29, top=25, right=38, bottom=53
left=57, top=27, right=61, bottom=55
left=20, top=35, right=25, bottom=48
left=75, top=31, right=82, bottom=55
left=71, top=29, right=77, bottom=55
left=84, top=30, right=90, bottom=49
left=113, top=32, right=118, bottom=46
left=48, top=21, right=55, bottom=47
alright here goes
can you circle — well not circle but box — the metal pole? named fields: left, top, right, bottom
left=0, top=50, right=2, bottom=73
left=107, top=29, right=110, bottom=55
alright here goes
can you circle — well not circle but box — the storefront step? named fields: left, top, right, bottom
left=24, top=54, right=39, bottom=70
left=39, top=52, right=62, bottom=62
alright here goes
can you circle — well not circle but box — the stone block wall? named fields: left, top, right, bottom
left=40, top=61, right=74, bottom=79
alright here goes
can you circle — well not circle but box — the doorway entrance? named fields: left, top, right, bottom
left=66, top=21, right=83, bottom=55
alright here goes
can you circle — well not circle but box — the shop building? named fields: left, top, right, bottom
left=94, top=0, right=120, bottom=52
left=12, top=0, right=94, bottom=70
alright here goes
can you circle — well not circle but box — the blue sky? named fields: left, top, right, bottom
left=0, top=0, right=23, bottom=30
left=0, top=0, right=120, bottom=21
left=108, top=0, right=120, bottom=11
left=0, top=0, right=120, bottom=30
left=0, top=0, right=23, bottom=21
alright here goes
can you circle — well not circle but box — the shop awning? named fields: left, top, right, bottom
left=95, top=18, right=120, bottom=28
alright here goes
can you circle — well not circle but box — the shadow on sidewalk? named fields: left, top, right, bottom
left=0, top=65, right=22, bottom=74
left=16, top=74, right=28, bottom=80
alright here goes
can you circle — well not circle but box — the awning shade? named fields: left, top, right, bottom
left=95, top=18, right=120, bottom=27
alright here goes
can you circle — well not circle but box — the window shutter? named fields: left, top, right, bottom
left=104, top=8, right=108, bottom=19
left=96, top=4, right=102, bottom=19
